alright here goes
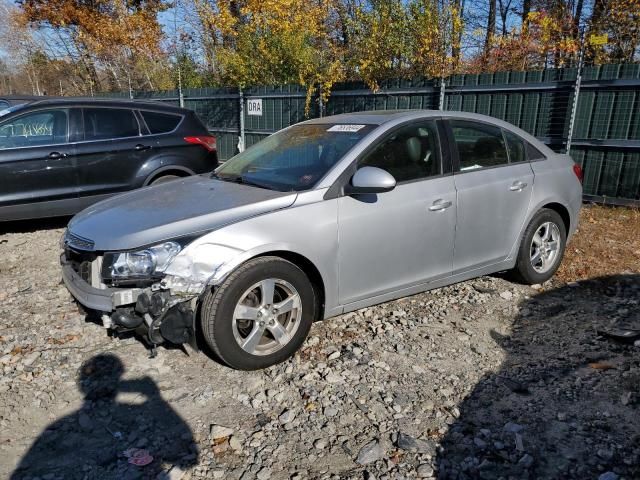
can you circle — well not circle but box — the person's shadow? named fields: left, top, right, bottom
left=11, top=354, right=198, bottom=479
left=436, top=274, right=640, bottom=479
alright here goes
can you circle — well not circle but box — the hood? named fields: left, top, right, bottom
left=68, top=175, right=297, bottom=251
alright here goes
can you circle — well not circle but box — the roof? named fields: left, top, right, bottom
left=305, top=110, right=431, bottom=126
left=3, top=96, right=188, bottom=113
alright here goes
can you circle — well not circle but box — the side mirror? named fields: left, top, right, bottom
left=346, top=166, right=396, bottom=195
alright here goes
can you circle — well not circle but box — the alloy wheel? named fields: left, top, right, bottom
left=231, top=278, right=302, bottom=356
left=529, top=222, right=561, bottom=274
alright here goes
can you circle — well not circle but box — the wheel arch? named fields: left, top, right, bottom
left=248, top=251, right=326, bottom=321
left=540, top=202, right=571, bottom=235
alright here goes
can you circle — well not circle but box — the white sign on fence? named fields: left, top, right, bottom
left=247, top=98, right=263, bottom=116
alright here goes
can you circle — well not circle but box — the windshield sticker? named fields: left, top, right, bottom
left=327, top=124, right=366, bottom=132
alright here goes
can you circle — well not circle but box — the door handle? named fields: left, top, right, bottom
left=48, top=151, right=68, bottom=159
left=428, top=199, right=453, bottom=212
left=134, top=144, right=151, bottom=151
left=509, top=181, right=528, bottom=191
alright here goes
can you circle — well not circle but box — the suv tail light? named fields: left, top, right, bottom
left=572, top=163, right=583, bottom=184
left=184, top=136, right=216, bottom=152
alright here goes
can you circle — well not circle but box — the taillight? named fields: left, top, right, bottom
left=572, top=163, right=583, bottom=184
left=184, top=136, right=216, bottom=152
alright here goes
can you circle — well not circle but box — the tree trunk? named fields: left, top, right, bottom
left=484, top=0, right=497, bottom=59
left=522, top=0, right=531, bottom=27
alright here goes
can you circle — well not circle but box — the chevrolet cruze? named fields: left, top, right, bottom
left=60, top=110, right=583, bottom=370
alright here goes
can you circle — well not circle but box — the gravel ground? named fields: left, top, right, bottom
left=0, top=220, right=638, bottom=480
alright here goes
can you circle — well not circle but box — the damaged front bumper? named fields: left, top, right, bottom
left=60, top=253, right=198, bottom=348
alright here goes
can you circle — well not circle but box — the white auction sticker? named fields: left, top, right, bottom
left=327, top=124, right=366, bottom=132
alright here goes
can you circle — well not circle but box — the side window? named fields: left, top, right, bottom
left=83, top=108, right=139, bottom=141
left=450, top=120, right=508, bottom=171
left=141, top=111, right=182, bottom=134
left=503, top=129, right=527, bottom=163
left=0, top=109, right=68, bottom=150
left=359, top=121, right=441, bottom=182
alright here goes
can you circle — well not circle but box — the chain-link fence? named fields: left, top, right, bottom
left=99, top=63, right=640, bottom=206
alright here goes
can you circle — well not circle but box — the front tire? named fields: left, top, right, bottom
left=200, top=256, right=316, bottom=370
left=513, top=209, right=567, bottom=284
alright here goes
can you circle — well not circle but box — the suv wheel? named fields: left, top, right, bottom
left=151, top=175, right=180, bottom=185
left=513, top=208, right=567, bottom=284
left=200, top=256, right=315, bottom=370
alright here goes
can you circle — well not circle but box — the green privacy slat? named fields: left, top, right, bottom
left=629, top=94, right=640, bottom=140
left=599, top=151, right=625, bottom=197
left=582, top=150, right=605, bottom=196
left=520, top=93, right=539, bottom=135
left=609, top=91, right=636, bottom=140
left=590, top=91, right=615, bottom=139
left=461, top=95, right=476, bottom=112
left=620, top=64, right=640, bottom=79
left=618, top=152, right=640, bottom=199
left=573, top=91, right=595, bottom=139
left=490, top=94, right=507, bottom=119
left=600, top=64, right=621, bottom=80
left=476, top=95, right=491, bottom=115
left=582, top=66, right=600, bottom=81
left=505, top=93, right=523, bottom=126
left=447, top=95, right=462, bottom=111
left=535, top=93, right=552, bottom=137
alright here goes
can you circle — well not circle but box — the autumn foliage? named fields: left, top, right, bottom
left=0, top=0, right=639, bottom=97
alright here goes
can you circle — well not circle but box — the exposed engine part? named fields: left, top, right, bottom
left=101, top=314, right=113, bottom=329
left=111, top=309, right=144, bottom=329
left=159, top=303, right=194, bottom=345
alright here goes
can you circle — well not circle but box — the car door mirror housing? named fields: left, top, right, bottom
left=347, top=166, right=397, bottom=195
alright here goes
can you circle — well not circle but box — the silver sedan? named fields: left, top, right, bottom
left=61, top=110, right=583, bottom=369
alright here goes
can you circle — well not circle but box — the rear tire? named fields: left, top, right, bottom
left=150, top=174, right=180, bottom=185
left=512, top=208, right=567, bottom=284
left=200, top=256, right=315, bottom=370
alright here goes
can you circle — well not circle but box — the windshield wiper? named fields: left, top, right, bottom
left=212, top=173, right=274, bottom=190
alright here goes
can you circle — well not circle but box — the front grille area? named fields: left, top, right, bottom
left=65, top=247, right=99, bottom=283
left=65, top=232, right=95, bottom=251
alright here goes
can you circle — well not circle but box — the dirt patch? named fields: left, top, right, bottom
left=557, top=205, right=640, bottom=282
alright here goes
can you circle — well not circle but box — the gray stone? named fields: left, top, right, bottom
left=356, top=440, right=384, bottom=465
left=396, top=433, right=434, bottom=454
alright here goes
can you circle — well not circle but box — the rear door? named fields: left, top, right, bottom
left=446, top=119, right=534, bottom=273
left=75, top=107, right=150, bottom=201
left=0, top=108, right=78, bottom=219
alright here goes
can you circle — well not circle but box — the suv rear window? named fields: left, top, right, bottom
left=141, top=111, right=182, bottom=134
left=83, top=108, right=139, bottom=140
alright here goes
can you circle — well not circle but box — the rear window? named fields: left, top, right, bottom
left=141, top=111, right=182, bottom=134
left=83, top=108, right=139, bottom=140
left=526, top=141, right=546, bottom=160
left=504, top=130, right=527, bottom=163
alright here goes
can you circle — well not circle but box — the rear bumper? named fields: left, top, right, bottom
left=61, top=254, right=115, bottom=311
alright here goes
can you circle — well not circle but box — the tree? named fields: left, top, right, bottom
left=16, top=0, right=170, bottom=92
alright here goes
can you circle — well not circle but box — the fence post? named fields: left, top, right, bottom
left=238, top=87, right=246, bottom=153
left=438, top=77, right=446, bottom=110
left=566, top=29, right=585, bottom=155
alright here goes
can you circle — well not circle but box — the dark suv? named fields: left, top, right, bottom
left=0, top=98, right=217, bottom=221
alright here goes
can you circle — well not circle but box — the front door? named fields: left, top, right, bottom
left=0, top=108, right=78, bottom=219
left=337, top=120, right=456, bottom=305
left=447, top=119, right=534, bottom=273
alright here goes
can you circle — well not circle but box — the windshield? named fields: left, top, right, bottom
left=215, top=123, right=375, bottom=191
